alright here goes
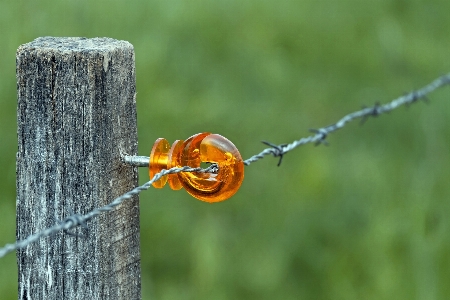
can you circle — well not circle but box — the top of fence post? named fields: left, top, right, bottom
left=16, top=37, right=141, bottom=299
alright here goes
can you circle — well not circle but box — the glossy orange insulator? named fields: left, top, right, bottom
left=149, top=133, right=244, bottom=203
left=167, top=140, right=184, bottom=190
left=149, top=138, right=170, bottom=188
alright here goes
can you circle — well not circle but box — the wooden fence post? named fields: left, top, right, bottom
left=16, top=37, right=141, bottom=299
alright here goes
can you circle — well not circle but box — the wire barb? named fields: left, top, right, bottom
left=309, top=128, right=329, bottom=146
left=1, top=72, right=450, bottom=258
left=360, top=102, right=383, bottom=125
left=261, top=141, right=287, bottom=166
left=56, top=208, right=89, bottom=238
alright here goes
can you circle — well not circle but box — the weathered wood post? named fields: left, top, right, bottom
left=16, top=37, right=141, bottom=299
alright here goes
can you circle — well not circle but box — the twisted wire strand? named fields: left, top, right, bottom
left=0, top=164, right=218, bottom=258
left=1, top=73, right=449, bottom=258
left=244, top=73, right=450, bottom=166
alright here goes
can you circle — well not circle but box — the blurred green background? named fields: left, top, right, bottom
left=1, top=0, right=450, bottom=299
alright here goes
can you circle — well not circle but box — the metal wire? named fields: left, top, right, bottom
left=1, top=73, right=449, bottom=258
left=244, top=73, right=450, bottom=166
left=0, top=164, right=218, bottom=258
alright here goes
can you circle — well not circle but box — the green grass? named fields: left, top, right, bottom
left=1, top=0, right=450, bottom=299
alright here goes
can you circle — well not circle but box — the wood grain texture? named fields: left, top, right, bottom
left=16, top=37, right=141, bottom=299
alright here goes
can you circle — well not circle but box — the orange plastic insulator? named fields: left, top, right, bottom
left=149, top=138, right=170, bottom=188
left=167, top=140, right=184, bottom=190
left=149, top=133, right=244, bottom=203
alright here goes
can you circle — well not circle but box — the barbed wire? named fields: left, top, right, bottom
left=0, top=73, right=449, bottom=258
left=244, top=72, right=450, bottom=166
left=0, top=165, right=218, bottom=258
